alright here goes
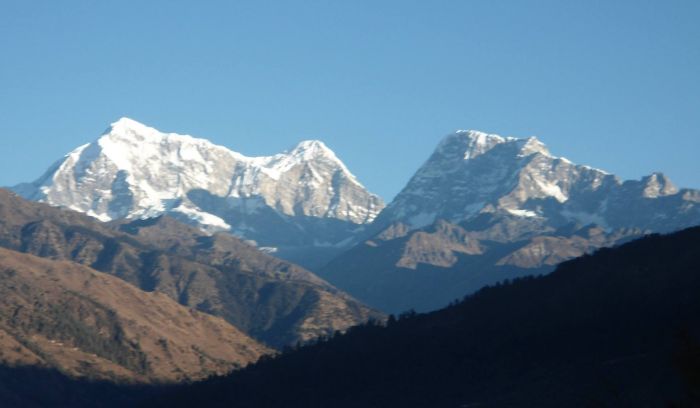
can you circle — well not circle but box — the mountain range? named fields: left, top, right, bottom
left=1, top=118, right=700, bottom=406
left=10, top=122, right=700, bottom=316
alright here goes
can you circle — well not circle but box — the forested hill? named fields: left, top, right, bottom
left=149, top=226, right=700, bottom=407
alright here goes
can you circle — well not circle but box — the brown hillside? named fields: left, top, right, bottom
left=0, top=189, right=379, bottom=347
left=0, top=247, right=269, bottom=383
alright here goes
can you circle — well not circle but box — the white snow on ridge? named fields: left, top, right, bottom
left=379, top=128, right=669, bottom=234
left=507, top=208, right=538, bottom=218
left=19, top=117, right=385, bottom=232
left=447, top=130, right=511, bottom=160
left=172, top=204, right=231, bottom=231
left=534, top=179, right=568, bottom=203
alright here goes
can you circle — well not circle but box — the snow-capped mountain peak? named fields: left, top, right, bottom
left=439, top=130, right=551, bottom=162
left=440, top=130, right=509, bottom=160
left=108, top=116, right=153, bottom=134
left=289, top=139, right=333, bottom=157
left=516, top=136, right=551, bottom=157
left=374, top=129, right=698, bottom=234
left=283, top=139, right=352, bottom=175
left=12, top=119, right=385, bottom=258
left=321, top=130, right=700, bottom=316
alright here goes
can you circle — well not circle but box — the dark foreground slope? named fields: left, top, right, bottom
left=0, top=365, right=151, bottom=408
left=2, top=227, right=699, bottom=407
left=150, top=226, right=700, bottom=407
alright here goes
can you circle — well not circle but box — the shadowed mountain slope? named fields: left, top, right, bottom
left=150, top=226, right=700, bottom=407
left=0, top=189, right=379, bottom=348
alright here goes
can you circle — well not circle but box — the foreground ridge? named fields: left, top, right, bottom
left=31, top=226, right=694, bottom=408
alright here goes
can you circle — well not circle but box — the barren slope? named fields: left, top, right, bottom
left=0, top=247, right=269, bottom=383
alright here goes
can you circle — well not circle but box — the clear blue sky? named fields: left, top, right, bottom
left=1, top=0, right=698, bottom=201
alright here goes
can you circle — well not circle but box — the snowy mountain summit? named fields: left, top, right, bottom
left=13, top=118, right=384, bottom=266
left=374, top=129, right=697, bottom=233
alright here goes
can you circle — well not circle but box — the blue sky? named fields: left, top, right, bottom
left=1, top=0, right=698, bottom=201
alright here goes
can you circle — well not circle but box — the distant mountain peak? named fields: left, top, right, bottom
left=639, top=172, right=678, bottom=197
left=285, top=139, right=348, bottom=170
left=440, top=130, right=551, bottom=161
left=323, top=130, right=700, bottom=315
left=374, top=129, right=697, bottom=234
left=291, top=139, right=332, bottom=154
left=105, top=116, right=158, bottom=137
left=441, top=130, right=509, bottom=160
left=516, top=136, right=551, bottom=157
left=12, top=120, right=385, bottom=260
left=110, top=116, right=146, bottom=128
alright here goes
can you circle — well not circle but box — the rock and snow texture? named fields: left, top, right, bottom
left=373, top=130, right=700, bottom=236
left=13, top=118, right=384, bottom=262
left=320, top=130, right=700, bottom=313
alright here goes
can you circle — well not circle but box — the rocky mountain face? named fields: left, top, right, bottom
left=0, top=247, right=269, bottom=383
left=374, top=130, right=698, bottom=233
left=321, top=130, right=700, bottom=313
left=0, top=189, right=380, bottom=348
left=12, top=118, right=384, bottom=268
